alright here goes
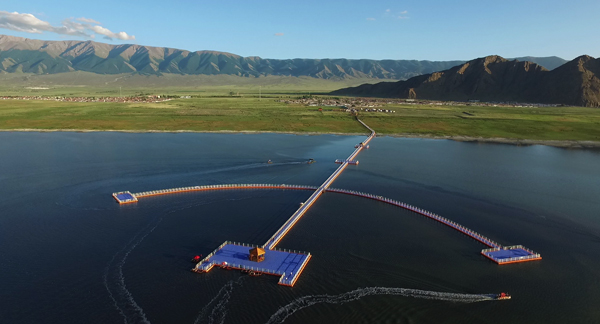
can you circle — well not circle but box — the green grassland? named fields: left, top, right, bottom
left=360, top=104, right=600, bottom=141
left=0, top=97, right=365, bottom=133
left=1, top=94, right=600, bottom=142
left=0, top=72, right=381, bottom=97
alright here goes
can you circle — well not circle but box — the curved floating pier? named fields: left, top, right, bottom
left=128, top=184, right=318, bottom=200
left=112, top=183, right=541, bottom=265
left=111, top=118, right=540, bottom=287
left=325, top=188, right=501, bottom=249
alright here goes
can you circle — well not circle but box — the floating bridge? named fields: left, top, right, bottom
left=112, top=118, right=541, bottom=287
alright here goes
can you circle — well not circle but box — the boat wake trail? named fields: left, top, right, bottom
left=194, top=277, right=245, bottom=324
left=103, top=217, right=163, bottom=324
left=266, top=287, right=494, bottom=324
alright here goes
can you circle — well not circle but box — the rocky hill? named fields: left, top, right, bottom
left=0, top=35, right=566, bottom=79
left=331, top=55, right=600, bottom=107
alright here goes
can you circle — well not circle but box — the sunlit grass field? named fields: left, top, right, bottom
left=361, top=104, right=600, bottom=141
left=1, top=94, right=600, bottom=141
left=0, top=97, right=364, bottom=133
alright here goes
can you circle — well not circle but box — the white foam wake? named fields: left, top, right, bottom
left=266, top=287, right=494, bottom=324
left=103, top=217, right=162, bottom=324
left=194, top=277, right=245, bottom=324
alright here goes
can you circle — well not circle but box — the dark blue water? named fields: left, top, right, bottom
left=0, top=132, right=599, bottom=324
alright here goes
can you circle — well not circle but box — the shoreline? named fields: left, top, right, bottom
left=1, top=128, right=599, bottom=149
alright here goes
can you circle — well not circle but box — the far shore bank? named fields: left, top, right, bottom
left=2, top=128, right=600, bottom=149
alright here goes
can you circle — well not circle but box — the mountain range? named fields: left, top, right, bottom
left=0, top=35, right=566, bottom=80
left=331, top=55, right=600, bottom=107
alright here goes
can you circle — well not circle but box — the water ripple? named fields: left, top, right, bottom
left=266, top=287, right=494, bottom=324
left=194, top=277, right=246, bottom=324
left=103, top=217, right=162, bottom=324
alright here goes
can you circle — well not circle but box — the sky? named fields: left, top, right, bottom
left=1, top=0, right=599, bottom=61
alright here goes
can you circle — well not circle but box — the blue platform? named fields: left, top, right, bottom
left=196, top=243, right=310, bottom=285
left=112, top=191, right=138, bottom=204
left=482, top=246, right=541, bottom=264
left=485, top=248, right=531, bottom=259
left=116, top=193, right=136, bottom=201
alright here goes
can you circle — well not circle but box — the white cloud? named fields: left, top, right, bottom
left=62, top=19, right=86, bottom=31
left=0, top=11, right=134, bottom=41
left=274, top=32, right=284, bottom=36
left=366, top=17, right=376, bottom=21
left=87, top=24, right=134, bottom=40
left=381, top=9, right=410, bottom=20
left=76, top=17, right=101, bottom=25
left=0, top=11, right=65, bottom=34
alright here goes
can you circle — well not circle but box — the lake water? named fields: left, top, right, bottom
left=0, top=132, right=599, bottom=324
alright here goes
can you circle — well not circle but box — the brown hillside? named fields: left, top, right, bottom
left=332, top=55, right=600, bottom=107
left=537, top=55, right=600, bottom=107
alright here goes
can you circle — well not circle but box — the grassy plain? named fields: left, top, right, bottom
left=1, top=95, right=600, bottom=142
left=0, top=97, right=365, bottom=133
left=361, top=104, right=600, bottom=141
left=0, top=72, right=377, bottom=97
left=0, top=72, right=599, bottom=141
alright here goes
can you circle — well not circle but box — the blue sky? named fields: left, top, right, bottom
left=1, top=0, right=599, bottom=61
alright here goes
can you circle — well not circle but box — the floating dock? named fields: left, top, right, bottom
left=111, top=117, right=541, bottom=287
left=112, top=191, right=138, bottom=204
left=193, top=241, right=311, bottom=286
left=115, top=184, right=318, bottom=203
left=114, top=118, right=376, bottom=287
left=481, top=245, right=542, bottom=264
left=112, top=186, right=541, bottom=267
left=325, top=188, right=502, bottom=248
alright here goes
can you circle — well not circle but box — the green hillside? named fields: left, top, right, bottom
left=5, top=35, right=563, bottom=79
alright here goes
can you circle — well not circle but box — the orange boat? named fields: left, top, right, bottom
left=496, top=292, right=511, bottom=300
